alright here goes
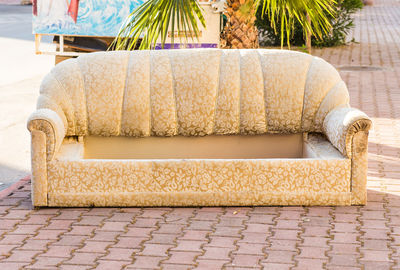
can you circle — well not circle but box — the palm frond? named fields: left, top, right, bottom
left=112, top=0, right=205, bottom=50
left=259, top=0, right=336, bottom=48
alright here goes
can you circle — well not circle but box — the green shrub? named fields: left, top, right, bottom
left=256, top=0, right=363, bottom=47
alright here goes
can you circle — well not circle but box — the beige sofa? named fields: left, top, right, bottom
left=27, top=49, right=371, bottom=207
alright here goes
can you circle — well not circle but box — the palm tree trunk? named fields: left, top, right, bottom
left=220, top=0, right=259, bottom=49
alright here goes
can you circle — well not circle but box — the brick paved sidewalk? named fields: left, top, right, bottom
left=1, top=0, right=400, bottom=269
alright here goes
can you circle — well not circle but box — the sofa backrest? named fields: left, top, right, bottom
left=37, top=49, right=349, bottom=137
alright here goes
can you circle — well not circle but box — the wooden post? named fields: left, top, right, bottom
left=35, top=34, right=41, bottom=55
left=59, top=35, right=64, bottom=53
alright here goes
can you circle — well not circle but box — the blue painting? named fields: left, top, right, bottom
left=32, top=0, right=145, bottom=36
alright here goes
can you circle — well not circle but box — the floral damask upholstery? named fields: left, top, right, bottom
left=27, top=49, right=371, bottom=207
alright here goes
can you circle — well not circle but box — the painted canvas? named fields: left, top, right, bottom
left=32, top=0, right=145, bottom=36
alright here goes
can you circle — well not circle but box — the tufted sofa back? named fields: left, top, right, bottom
left=37, top=49, right=349, bottom=137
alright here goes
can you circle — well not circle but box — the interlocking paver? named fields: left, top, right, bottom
left=230, top=254, right=264, bottom=267
left=94, top=260, right=129, bottom=270
left=163, top=251, right=201, bottom=264
left=271, top=229, right=299, bottom=240
left=114, top=236, right=147, bottom=248
left=18, top=239, right=51, bottom=251
left=0, top=1, right=400, bottom=268
left=199, top=246, right=232, bottom=260
left=269, top=239, right=297, bottom=251
left=171, top=240, right=206, bottom=252
left=0, top=244, right=18, bottom=256
left=161, top=264, right=194, bottom=270
left=329, top=243, right=360, bottom=255
left=78, top=241, right=110, bottom=253
left=0, top=262, right=29, bottom=270
left=264, top=250, right=297, bottom=263
left=207, top=236, right=238, bottom=248
left=30, top=255, right=66, bottom=267
left=3, top=250, right=38, bottom=262
left=259, top=262, right=294, bottom=270
left=234, top=243, right=265, bottom=255
left=62, top=252, right=99, bottom=265
left=127, top=255, right=165, bottom=269
left=42, top=245, right=77, bottom=258
left=64, top=226, right=96, bottom=236
left=101, top=247, right=136, bottom=261
left=140, top=244, right=174, bottom=256
left=294, top=258, right=326, bottom=269
left=179, top=230, right=209, bottom=240
left=195, top=259, right=229, bottom=269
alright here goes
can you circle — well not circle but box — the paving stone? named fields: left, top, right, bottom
left=30, top=255, right=66, bottom=268
left=0, top=234, right=28, bottom=244
left=163, top=251, right=201, bottom=265
left=127, top=255, right=165, bottom=269
left=63, top=252, right=100, bottom=265
left=171, top=240, right=206, bottom=252
left=101, top=247, right=136, bottom=261
left=247, top=214, right=275, bottom=224
left=18, top=239, right=51, bottom=251
left=329, top=243, right=360, bottom=255
left=107, top=212, right=138, bottom=222
left=271, top=229, right=299, bottom=240
left=53, top=210, right=86, bottom=220
left=42, top=245, right=77, bottom=258
left=269, top=239, right=298, bottom=251
left=58, top=264, right=92, bottom=270
left=300, top=236, right=329, bottom=247
left=156, top=223, right=185, bottom=234
left=293, top=258, right=326, bottom=269
left=329, top=254, right=360, bottom=266
left=198, top=247, right=232, bottom=260
left=78, top=240, right=111, bottom=253
left=88, top=230, right=120, bottom=242
left=3, top=250, right=38, bottom=262
left=98, top=221, right=127, bottom=232
left=73, top=216, right=105, bottom=226
left=64, top=225, right=96, bottom=236
left=94, top=260, right=129, bottom=270
left=130, top=218, right=159, bottom=228
left=264, top=250, right=297, bottom=264
left=234, top=243, right=265, bottom=255
left=0, top=244, right=19, bottom=255
left=260, top=262, right=294, bottom=270
left=231, top=254, right=263, bottom=268
left=179, top=230, right=209, bottom=241
left=125, top=227, right=154, bottom=237
left=84, top=208, right=116, bottom=216
left=195, top=259, right=230, bottom=269
left=360, top=250, right=392, bottom=262
left=140, top=244, right=174, bottom=256
left=9, top=224, right=42, bottom=235
left=161, top=264, right=195, bottom=270
left=20, top=214, right=50, bottom=225
left=114, top=236, right=147, bottom=248
left=0, top=262, right=30, bottom=270
left=213, top=226, right=242, bottom=237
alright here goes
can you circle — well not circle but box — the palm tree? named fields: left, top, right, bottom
left=220, top=0, right=259, bottom=49
left=113, top=0, right=335, bottom=51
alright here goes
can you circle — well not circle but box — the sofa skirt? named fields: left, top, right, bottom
left=47, top=158, right=351, bottom=207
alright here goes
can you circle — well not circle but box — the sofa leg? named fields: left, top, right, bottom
left=31, top=130, right=48, bottom=206
left=350, top=131, right=369, bottom=205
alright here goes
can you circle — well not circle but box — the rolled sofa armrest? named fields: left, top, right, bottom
left=27, top=109, right=66, bottom=161
left=323, top=107, right=372, bottom=158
